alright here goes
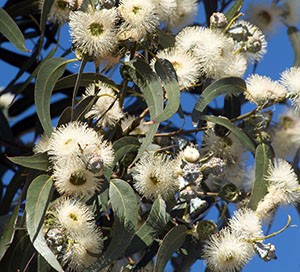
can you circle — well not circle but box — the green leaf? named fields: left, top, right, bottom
left=8, top=153, right=49, bottom=171
left=201, top=115, right=256, bottom=153
left=155, top=225, right=188, bottom=272
left=225, top=0, right=244, bottom=22
left=104, top=136, right=141, bottom=179
left=40, top=0, right=54, bottom=36
left=125, top=198, right=169, bottom=255
left=192, top=77, right=246, bottom=121
left=0, top=200, right=20, bottom=261
left=288, top=27, right=300, bottom=67
left=131, top=123, right=160, bottom=166
left=156, top=28, right=175, bottom=48
left=0, top=8, right=28, bottom=52
left=35, top=58, right=68, bottom=136
left=54, top=73, right=117, bottom=91
left=88, top=179, right=138, bottom=270
left=248, top=143, right=273, bottom=210
left=25, top=175, right=62, bottom=271
left=124, top=59, right=164, bottom=119
left=153, top=59, right=181, bottom=123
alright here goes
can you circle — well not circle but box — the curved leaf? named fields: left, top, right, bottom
left=87, top=179, right=138, bottom=271
left=154, top=59, right=181, bottom=123
left=248, top=143, right=274, bottom=210
left=0, top=199, right=20, bottom=261
left=131, top=123, right=160, bottom=166
left=192, top=77, right=246, bottom=122
left=288, top=26, right=300, bottom=67
left=8, top=153, right=49, bottom=171
left=35, top=58, right=68, bottom=136
left=201, top=115, right=256, bottom=153
left=0, top=8, right=28, bottom=52
left=154, top=225, right=188, bottom=272
left=225, top=0, right=244, bottom=22
left=124, top=59, right=163, bottom=119
left=125, top=198, right=169, bottom=255
left=25, top=175, right=62, bottom=271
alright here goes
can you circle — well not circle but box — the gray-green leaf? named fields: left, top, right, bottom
left=8, top=153, right=49, bottom=171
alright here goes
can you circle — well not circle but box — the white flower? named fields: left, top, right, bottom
left=245, top=74, right=286, bottom=105
left=228, top=20, right=267, bottom=63
left=203, top=228, right=254, bottom=272
left=176, top=26, right=246, bottom=79
left=152, top=0, right=177, bottom=21
left=55, top=198, right=96, bottom=233
left=270, top=109, right=300, bottom=158
left=229, top=208, right=263, bottom=240
left=84, top=81, right=124, bottom=128
left=246, top=1, right=281, bottom=35
left=279, top=0, right=300, bottom=25
left=33, top=134, right=50, bottom=154
left=118, top=0, right=159, bottom=41
left=48, top=122, right=114, bottom=173
left=48, top=122, right=100, bottom=164
left=69, top=8, right=118, bottom=57
left=167, top=0, right=198, bottom=30
left=266, top=158, right=300, bottom=205
left=280, top=67, right=300, bottom=110
left=153, top=48, right=202, bottom=89
left=65, top=228, right=103, bottom=271
left=53, top=163, right=103, bottom=196
left=39, top=0, right=76, bottom=24
left=0, top=92, right=14, bottom=118
left=132, top=153, right=179, bottom=200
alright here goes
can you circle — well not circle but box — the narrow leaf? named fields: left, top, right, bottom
left=0, top=199, right=20, bottom=261
left=35, top=58, right=68, bottom=136
left=131, top=123, right=160, bottom=166
left=288, top=27, right=300, bottom=67
left=0, top=8, right=28, bottom=52
left=155, top=225, right=188, bottom=272
left=154, top=59, right=181, bottom=123
left=225, top=0, right=244, bottom=22
left=124, top=59, right=163, bottom=119
left=87, top=179, right=138, bottom=270
left=201, top=115, right=256, bottom=153
left=40, top=0, right=54, bottom=36
left=8, top=153, right=49, bottom=171
left=25, top=175, right=62, bottom=271
left=248, top=143, right=273, bottom=210
left=192, top=77, right=246, bottom=122
left=125, top=198, right=169, bottom=255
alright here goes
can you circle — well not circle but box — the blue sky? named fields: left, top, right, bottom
left=1, top=1, right=300, bottom=271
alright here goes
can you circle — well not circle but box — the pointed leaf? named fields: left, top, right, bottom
left=0, top=200, right=21, bottom=261
left=192, top=77, right=246, bottom=122
left=288, top=27, right=300, bottom=67
left=35, top=58, right=68, bottom=136
left=225, top=0, right=244, bottom=22
left=153, top=59, right=181, bottom=123
left=125, top=198, right=169, bottom=255
left=8, top=153, right=49, bottom=171
left=248, top=143, right=274, bottom=210
left=25, top=175, right=62, bottom=271
left=0, top=8, right=28, bottom=52
left=131, top=123, right=160, bottom=165
left=124, top=59, right=163, bottom=119
left=201, top=115, right=256, bottom=153
left=40, top=0, right=54, bottom=36
left=155, top=225, right=188, bottom=272
left=87, top=179, right=138, bottom=270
